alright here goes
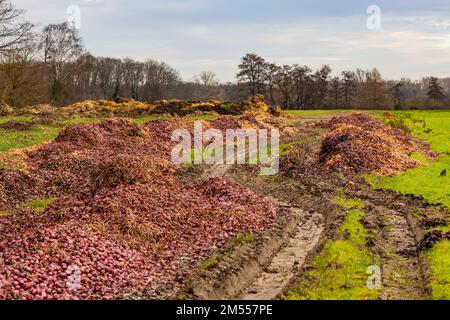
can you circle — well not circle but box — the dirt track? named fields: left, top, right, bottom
left=238, top=209, right=323, bottom=300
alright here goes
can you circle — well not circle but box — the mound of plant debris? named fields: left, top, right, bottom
left=0, top=115, right=283, bottom=300
left=13, top=95, right=283, bottom=120
left=0, top=118, right=212, bottom=209
left=319, top=113, right=437, bottom=176
left=0, top=103, right=15, bottom=116
left=0, top=158, right=279, bottom=300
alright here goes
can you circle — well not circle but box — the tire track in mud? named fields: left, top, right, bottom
left=351, top=190, right=431, bottom=300
left=380, top=208, right=425, bottom=299
left=174, top=165, right=331, bottom=300
left=201, top=165, right=346, bottom=300
left=365, top=204, right=425, bottom=299
left=238, top=209, right=324, bottom=300
left=174, top=205, right=326, bottom=300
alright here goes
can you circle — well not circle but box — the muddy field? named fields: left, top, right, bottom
left=0, top=99, right=449, bottom=300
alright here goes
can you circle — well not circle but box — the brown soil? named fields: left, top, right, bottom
left=0, top=121, right=35, bottom=131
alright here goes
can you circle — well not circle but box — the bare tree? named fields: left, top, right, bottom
left=0, top=36, right=39, bottom=106
left=327, top=77, right=341, bottom=108
left=291, top=65, right=312, bottom=109
left=96, top=57, right=121, bottom=99
left=194, top=71, right=219, bottom=100
left=354, top=68, right=387, bottom=109
left=0, top=0, right=33, bottom=54
left=391, top=81, right=404, bottom=108
left=263, top=62, right=280, bottom=106
left=70, top=53, right=98, bottom=101
left=39, top=22, right=84, bottom=104
left=276, top=65, right=293, bottom=109
left=142, top=59, right=180, bottom=101
left=311, top=65, right=332, bottom=108
left=341, top=71, right=357, bottom=107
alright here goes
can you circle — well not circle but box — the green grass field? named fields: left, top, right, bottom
left=367, top=111, right=450, bottom=208
left=286, top=109, right=450, bottom=300
left=366, top=110, right=450, bottom=300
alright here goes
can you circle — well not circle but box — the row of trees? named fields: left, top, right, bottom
left=0, top=0, right=448, bottom=109
left=0, top=1, right=229, bottom=107
left=236, top=53, right=449, bottom=109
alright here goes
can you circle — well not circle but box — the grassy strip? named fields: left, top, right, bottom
left=285, top=110, right=351, bottom=117
left=367, top=111, right=450, bottom=299
left=426, top=241, right=450, bottom=300
left=335, top=192, right=365, bottom=210
left=366, top=155, right=449, bottom=208
left=288, top=197, right=379, bottom=300
left=367, top=111, right=449, bottom=208
left=0, top=117, right=101, bottom=152
left=132, top=113, right=218, bottom=125
left=0, top=116, right=33, bottom=123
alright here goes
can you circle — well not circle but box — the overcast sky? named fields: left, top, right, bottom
left=13, top=0, right=450, bottom=82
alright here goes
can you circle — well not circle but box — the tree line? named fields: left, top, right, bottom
left=0, top=1, right=234, bottom=107
left=0, top=0, right=448, bottom=110
left=236, top=53, right=449, bottom=110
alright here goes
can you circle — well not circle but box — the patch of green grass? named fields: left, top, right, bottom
left=285, top=110, right=351, bottom=116
left=288, top=210, right=379, bottom=300
left=341, top=210, right=370, bottom=244
left=200, top=253, right=220, bottom=271
left=0, top=116, right=33, bottom=123
left=335, top=194, right=365, bottom=210
left=366, top=160, right=449, bottom=208
left=232, top=233, right=255, bottom=247
left=426, top=241, right=450, bottom=300
left=279, top=142, right=297, bottom=156
left=429, top=225, right=450, bottom=233
left=366, top=111, right=450, bottom=208
left=130, top=113, right=218, bottom=125
left=23, top=197, right=56, bottom=213
left=0, top=125, right=60, bottom=152
left=410, top=151, right=429, bottom=164
left=130, top=114, right=172, bottom=124
left=0, top=117, right=101, bottom=152
left=369, top=110, right=450, bottom=299
left=186, top=114, right=219, bottom=121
